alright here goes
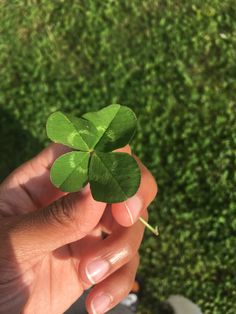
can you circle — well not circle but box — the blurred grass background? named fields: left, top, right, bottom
left=0, top=1, right=235, bottom=313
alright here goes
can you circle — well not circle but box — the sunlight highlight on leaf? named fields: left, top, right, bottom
left=50, top=151, right=89, bottom=192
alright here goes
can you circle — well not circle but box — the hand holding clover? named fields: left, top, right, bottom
left=47, top=104, right=158, bottom=234
left=0, top=105, right=157, bottom=314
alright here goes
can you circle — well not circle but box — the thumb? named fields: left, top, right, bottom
left=4, top=187, right=106, bottom=261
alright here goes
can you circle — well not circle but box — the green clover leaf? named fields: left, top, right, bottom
left=89, top=151, right=141, bottom=203
left=46, top=111, right=99, bottom=151
left=83, top=104, right=137, bottom=152
left=46, top=105, right=141, bottom=203
left=50, top=151, right=90, bottom=192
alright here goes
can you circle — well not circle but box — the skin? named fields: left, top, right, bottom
left=0, top=144, right=157, bottom=314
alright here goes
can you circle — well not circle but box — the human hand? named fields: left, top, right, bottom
left=0, top=144, right=157, bottom=314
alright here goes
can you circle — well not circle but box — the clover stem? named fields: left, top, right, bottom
left=138, top=217, right=159, bottom=236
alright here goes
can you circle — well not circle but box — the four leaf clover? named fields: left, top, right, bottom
left=46, top=105, right=141, bottom=203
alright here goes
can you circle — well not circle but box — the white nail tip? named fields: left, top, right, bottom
left=124, top=201, right=134, bottom=224
left=85, top=267, right=96, bottom=285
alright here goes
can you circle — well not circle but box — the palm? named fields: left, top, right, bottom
left=23, top=248, right=80, bottom=313
left=24, top=226, right=107, bottom=314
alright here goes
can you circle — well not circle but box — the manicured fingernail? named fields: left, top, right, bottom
left=86, top=259, right=110, bottom=284
left=91, top=293, right=113, bottom=314
left=124, top=194, right=143, bottom=224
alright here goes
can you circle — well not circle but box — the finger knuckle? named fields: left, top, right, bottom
left=60, top=196, right=76, bottom=222
left=123, top=242, right=135, bottom=259
left=46, top=196, right=76, bottom=227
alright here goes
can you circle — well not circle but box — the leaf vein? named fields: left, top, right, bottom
left=93, top=105, right=120, bottom=149
left=59, top=153, right=89, bottom=188
left=64, top=115, right=89, bottom=150
left=94, top=152, right=128, bottom=200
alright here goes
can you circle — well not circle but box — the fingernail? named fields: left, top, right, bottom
left=91, top=293, right=113, bottom=314
left=124, top=194, right=143, bottom=224
left=86, top=259, right=110, bottom=284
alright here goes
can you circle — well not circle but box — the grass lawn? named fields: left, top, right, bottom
left=0, top=1, right=235, bottom=313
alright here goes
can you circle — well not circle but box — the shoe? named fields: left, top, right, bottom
left=157, top=295, right=202, bottom=314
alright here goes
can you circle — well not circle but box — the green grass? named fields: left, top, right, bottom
left=0, top=1, right=236, bottom=313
